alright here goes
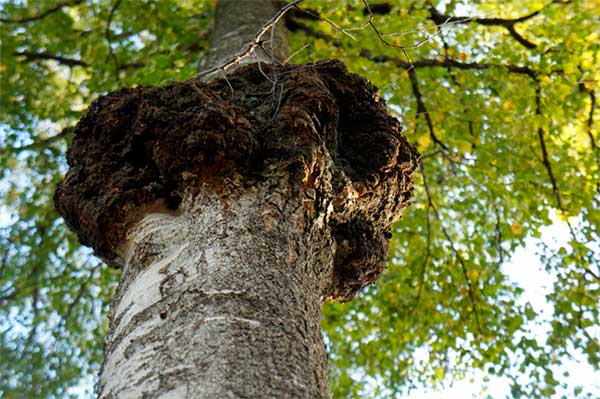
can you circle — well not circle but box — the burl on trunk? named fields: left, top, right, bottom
left=55, top=61, right=419, bottom=398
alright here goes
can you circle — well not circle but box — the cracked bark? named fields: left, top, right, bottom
left=54, top=1, right=419, bottom=398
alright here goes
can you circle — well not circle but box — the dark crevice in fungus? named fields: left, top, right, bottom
left=55, top=60, right=420, bottom=301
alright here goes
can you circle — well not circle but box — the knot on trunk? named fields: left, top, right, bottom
left=55, top=60, right=419, bottom=301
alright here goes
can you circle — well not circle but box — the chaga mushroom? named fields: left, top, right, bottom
left=55, top=60, right=420, bottom=301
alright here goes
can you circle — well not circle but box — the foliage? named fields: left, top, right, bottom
left=0, top=0, right=598, bottom=398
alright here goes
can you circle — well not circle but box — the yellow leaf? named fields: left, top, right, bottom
left=502, top=101, right=514, bottom=110
left=0, top=65, right=6, bottom=74
left=458, top=52, right=468, bottom=61
left=510, top=221, right=523, bottom=235
left=468, top=270, right=480, bottom=281
left=585, top=32, right=599, bottom=42
left=418, top=134, right=431, bottom=149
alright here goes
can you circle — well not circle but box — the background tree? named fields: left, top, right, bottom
left=0, top=0, right=598, bottom=398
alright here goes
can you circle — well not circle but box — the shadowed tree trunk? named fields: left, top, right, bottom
left=54, top=1, right=419, bottom=398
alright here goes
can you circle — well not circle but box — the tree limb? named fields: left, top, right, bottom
left=13, top=126, right=74, bottom=152
left=13, top=50, right=89, bottom=67
left=360, top=49, right=539, bottom=79
left=0, top=0, right=84, bottom=24
left=578, top=82, right=598, bottom=150
left=105, top=0, right=123, bottom=81
left=421, top=164, right=483, bottom=337
left=13, top=50, right=144, bottom=70
left=285, top=17, right=338, bottom=44
left=427, top=3, right=557, bottom=50
left=407, top=68, right=447, bottom=150
left=411, top=173, right=432, bottom=312
left=57, top=262, right=99, bottom=330
left=362, top=0, right=439, bottom=51
left=535, top=84, right=600, bottom=282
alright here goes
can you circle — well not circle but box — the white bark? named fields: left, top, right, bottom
left=98, top=175, right=335, bottom=398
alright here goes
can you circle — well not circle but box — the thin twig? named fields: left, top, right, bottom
left=105, top=0, right=123, bottom=82
left=13, top=51, right=88, bottom=67
left=420, top=163, right=483, bottom=337
left=283, top=43, right=310, bottom=64
left=427, top=1, right=567, bottom=50
left=57, top=262, right=99, bottom=331
left=578, top=79, right=598, bottom=150
left=0, top=0, right=84, bottom=24
left=8, top=126, right=74, bottom=152
left=199, top=0, right=304, bottom=77
left=360, top=50, right=539, bottom=79
left=535, top=84, right=600, bottom=282
left=411, top=184, right=432, bottom=312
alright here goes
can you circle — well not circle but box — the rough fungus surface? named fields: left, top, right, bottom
left=55, top=60, right=420, bottom=301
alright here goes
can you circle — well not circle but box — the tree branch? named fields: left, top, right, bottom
left=105, top=0, right=123, bottom=81
left=362, top=0, right=439, bottom=51
left=0, top=0, right=84, bottom=24
left=411, top=174, right=432, bottom=312
left=57, top=262, right=99, bottom=330
left=13, top=50, right=89, bottom=67
left=578, top=82, right=598, bottom=150
left=13, top=50, right=144, bottom=70
left=12, top=126, right=74, bottom=152
left=535, top=85, right=563, bottom=212
left=421, top=164, right=483, bottom=337
left=360, top=49, right=539, bottom=79
left=535, top=84, right=600, bottom=282
left=427, top=3, right=555, bottom=49
left=407, top=68, right=447, bottom=150
left=285, top=17, right=338, bottom=44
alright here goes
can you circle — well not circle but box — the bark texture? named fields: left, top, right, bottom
left=97, top=181, right=333, bottom=398
left=201, top=0, right=289, bottom=70
left=55, top=61, right=419, bottom=398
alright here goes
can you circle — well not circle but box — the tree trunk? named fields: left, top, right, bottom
left=99, top=1, right=332, bottom=398
left=97, top=180, right=333, bottom=398
left=54, top=1, right=419, bottom=397
left=201, top=0, right=289, bottom=71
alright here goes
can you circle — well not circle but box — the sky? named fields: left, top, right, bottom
left=408, top=215, right=600, bottom=399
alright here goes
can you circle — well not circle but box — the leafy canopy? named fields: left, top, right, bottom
left=0, top=1, right=598, bottom=398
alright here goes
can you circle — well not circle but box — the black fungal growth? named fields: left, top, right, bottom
left=55, top=60, right=420, bottom=301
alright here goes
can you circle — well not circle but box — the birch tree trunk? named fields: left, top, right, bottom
left=97, top=1, right=334, bottom=397
left=54, top=1, right=419, bottom=397
left=97, top=180, right=334, bottom=398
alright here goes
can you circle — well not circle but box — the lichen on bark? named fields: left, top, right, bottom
left=55, top=60, right=420, bottom=301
